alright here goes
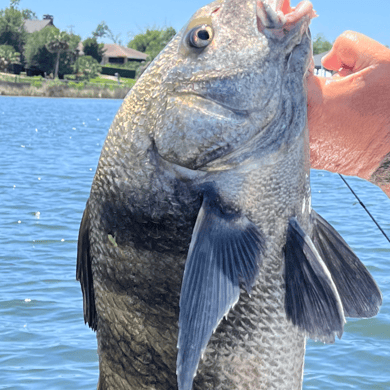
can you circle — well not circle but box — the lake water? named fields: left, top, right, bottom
left=0, top=96, right=389, bottom=390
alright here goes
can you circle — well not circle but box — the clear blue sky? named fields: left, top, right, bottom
left=16, top=0, right=390, bottom=47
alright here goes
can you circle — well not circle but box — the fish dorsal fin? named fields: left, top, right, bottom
left=311, top=210, right=382, bottom=318
left=76, top=204, right=97, bottom=331
left=284, top=217, right=345, bottom=343
left=177, top=192, right=264, bottom=390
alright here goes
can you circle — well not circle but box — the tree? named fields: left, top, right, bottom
left=46, top=30, right=71, bottom=79
left=9, top=0, right=37, bottom=19
left=313, top=34, right=333, bottom=55
left=0, top=44, right=20, bottom=71
left=92, top=21, right=122, bottom=45
left=25, top=27, right=80, bottom=77
left=0, top=6, right=27, bottom=53
left=21, top=8, right=37, bottom=20
left=0, top=0, right=37, bottom=67
left=25, top=27, right=54, bottom=74
left=92, top=22, right=109, bottom=39
left=128, top=27, right=176, bottom=62
left=59, top=33, right=81, bottom=76
left=82, top=37, right=105, bottom=63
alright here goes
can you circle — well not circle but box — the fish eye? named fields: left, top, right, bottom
left=187, top=25, right=214, bottom=49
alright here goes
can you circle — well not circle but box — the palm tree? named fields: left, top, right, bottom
left=45, top=30, right=70, bottom=79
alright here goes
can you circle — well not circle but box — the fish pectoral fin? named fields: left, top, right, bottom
left=76, top=203, right=97, bottom=331
left=311, top=210, right=382, bottom=318
left=177, top=193, right=264, bottom=390
left=284, top=217, right=345, bottom=343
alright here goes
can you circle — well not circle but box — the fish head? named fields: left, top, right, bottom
left=151, top=0, right=316, bottom=170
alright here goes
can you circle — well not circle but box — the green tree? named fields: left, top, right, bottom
left=92, top=21, right=109, bottom=39
left=59, top=33, right=81, bottom=76
left=128, top=27, right=176, bottom=62
left=24, top=26, right=54, bottom=74
left=0, top=44, right=20, bottom=71
left=313, top=34, right=333, bottom=55
left=46, top=30, right=71, bottom=79
left=92, top=21, right=122, bottom=45
left=0, top=6, right=26, bottom=53
left=74, top=55, right=101, bottom=80
left=0, top=0, right=37, bottom=66
left=82, top=37, right=105, bottom=63
left=9, top=0, right=37, bottom=19
left=25, top=27, right=80, bottom=77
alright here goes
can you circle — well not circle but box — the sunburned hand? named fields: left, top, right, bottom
left=307, top=31, right=390, bottom=197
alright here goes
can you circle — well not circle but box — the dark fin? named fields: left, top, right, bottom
left=311, top=210, right=382, bottom=318
left=177, top=193, right=264, bottom=390
left=76, top=203, right=97, bottom=331
left=284, top=217, right=345, bottom=343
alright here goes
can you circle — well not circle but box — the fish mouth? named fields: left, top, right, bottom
left=174, top=91, right=252, bottom=117
left=257, top=0, right=316, bottom=33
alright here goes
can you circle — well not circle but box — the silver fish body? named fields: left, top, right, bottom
left=77, top=1, right=382, bottom=389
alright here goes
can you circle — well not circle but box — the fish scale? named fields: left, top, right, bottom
left=77, top=0, right=382, bottom=389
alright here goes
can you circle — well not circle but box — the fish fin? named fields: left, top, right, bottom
left=284, top=217, right=345, bottom=343
left=311, top=210, right=382, bottom=318
left=76, top=204, right=97, bottom=331
left=177, top=193, right=264, bottom=390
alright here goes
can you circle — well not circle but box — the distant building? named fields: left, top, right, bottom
left=101, top=44, right=147, bottom=65
left=23, top=15, right=55, bottom=34
left=77, top=42, right=147, bottom=65
left=313, top=51, right=330, bottom=69
left=313, top=50, right=333, bottom=77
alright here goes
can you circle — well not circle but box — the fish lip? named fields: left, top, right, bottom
left=257, top=0, right=316, bottom=33
left=282, top=1, right=316, bottom=28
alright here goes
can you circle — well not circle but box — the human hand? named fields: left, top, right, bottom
left=307, top=31, right=390, bottom=197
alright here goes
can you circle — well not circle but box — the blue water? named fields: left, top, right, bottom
left=0, top=96, right=389, bottom=389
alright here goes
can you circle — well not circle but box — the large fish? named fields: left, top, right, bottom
left=77, top=0, right=382, bottom=389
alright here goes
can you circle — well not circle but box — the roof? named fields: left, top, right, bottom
left=313, top=50, right=331, bottom=69
left=102, top=44, right=147, bottom=61
left=23, top=19, right=54, bottom=34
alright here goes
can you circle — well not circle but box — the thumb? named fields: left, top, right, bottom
left=322, top=31, right=390, bottom=73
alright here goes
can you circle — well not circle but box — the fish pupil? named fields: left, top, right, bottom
left=197, top=30, right=210, bottom=40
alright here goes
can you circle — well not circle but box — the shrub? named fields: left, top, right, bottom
left=74, top=55, right=102, bottom=80
left=68, top=81, right=84, bottom=90
left=31, top=80, right=42, bottom=88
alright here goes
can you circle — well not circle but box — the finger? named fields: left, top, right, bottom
left=322, top=31, right=390, bottom=73
left=321, top=31, right=360, bottom=71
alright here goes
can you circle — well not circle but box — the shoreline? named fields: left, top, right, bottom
left=0, top=80, right=132, bottom=99
left=0, top=94, right=124, bottom=100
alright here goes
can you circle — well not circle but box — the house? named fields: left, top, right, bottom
left=101, top=44, right=147, bottom=65
left=23, top=15, right=55, bottom=34
left=77, top=42, right=147, bottom=65
left=313, top=51, right=330, bottom=69
left=313, top=50, right=332, bottom=77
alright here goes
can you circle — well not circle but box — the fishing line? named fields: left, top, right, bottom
left=339, top=174, right=390, bottom=244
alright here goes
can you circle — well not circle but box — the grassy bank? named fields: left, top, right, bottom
left=0, top=74, right=136, bottom=99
